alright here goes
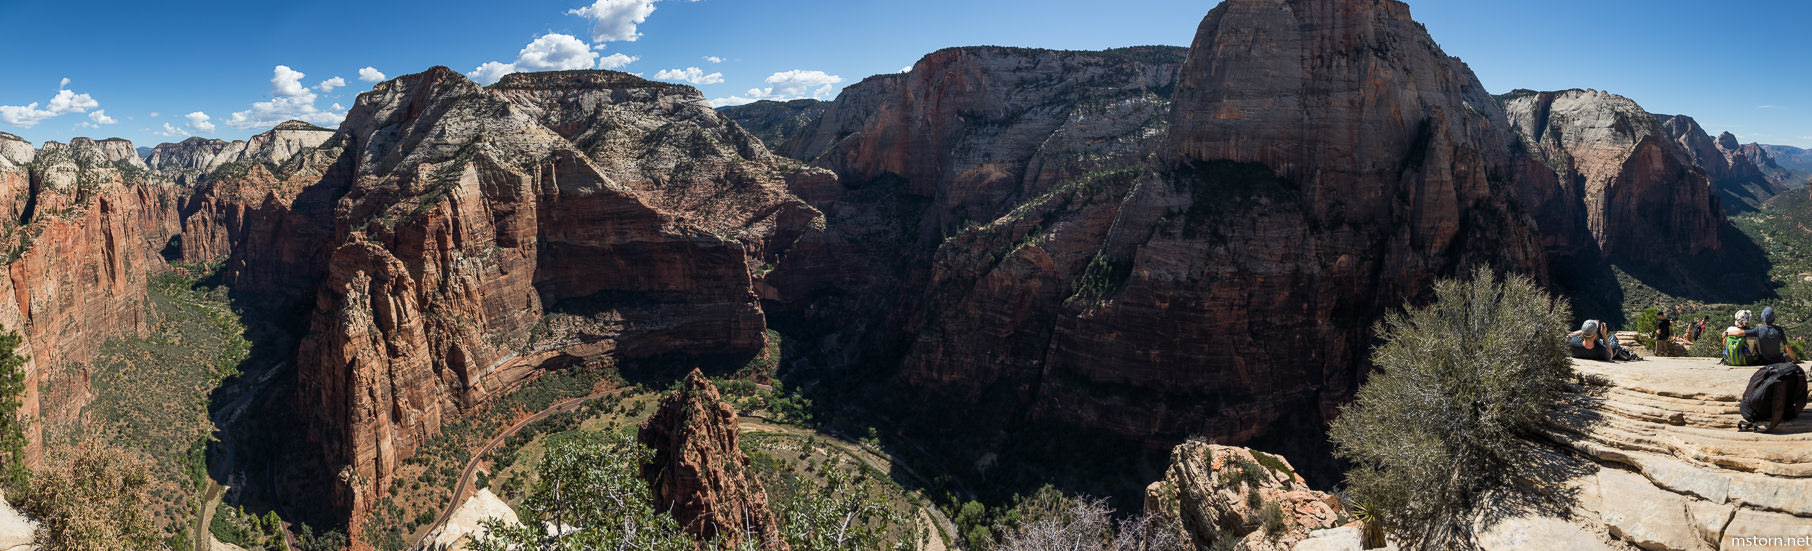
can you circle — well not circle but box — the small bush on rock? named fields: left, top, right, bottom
left=1328, top=267, right=1571, bottom=550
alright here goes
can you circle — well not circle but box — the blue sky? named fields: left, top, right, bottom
left=0, top=0, right=1807, bottom=149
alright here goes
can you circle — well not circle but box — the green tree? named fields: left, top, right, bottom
left=21, top=439, right=163, bottom=551
left=1327, top=268, right=1571, bottom=550
left=774, top=467, right=912, bottom=551
left=0, top=330, right=29, bottom=491
left=472, top=431, right=693, bottom=551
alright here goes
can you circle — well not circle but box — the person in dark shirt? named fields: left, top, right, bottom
left=1568, top=320, right=1614, bottom=362
left=1655, top=311, right=1674, bottom=356
left=1729, top=306, right=1797, bottom=364
left=1689, top=315, right=1704, bottom=341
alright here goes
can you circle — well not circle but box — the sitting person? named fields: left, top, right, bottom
left=1568, top=320, right=1616, bottom=361
left=1728, top=306, right=1797, bottom=364
left=1723, top=310, right=1760, bottom=365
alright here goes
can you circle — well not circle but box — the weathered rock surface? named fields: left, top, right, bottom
left=0, top=136, right=179, bottom=463
left=720, top=99, right=827, bottom=152
left=1501, top=89, right=1724, bottom=262
left=1512, top=357, right=1812, bottom=550
left=1656, top=115, right=1782, bottom=213
left=1144, top=441, right=1356, bottom=551
left=639, top=369, right=785, bottom=550
left=243, top=67, right=820, bottom=545
left=768, top=0, right=1552, bottom=486
left=0, top=491, right=33, bottom=551
left=145, top=121, right=334, bottom=178
left=423, top=488, right=522, bottom=551
left=1755, top=144, right=1812, bottom=187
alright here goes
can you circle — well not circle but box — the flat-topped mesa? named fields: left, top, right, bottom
left=1502, top=89, right=1724, bottom=261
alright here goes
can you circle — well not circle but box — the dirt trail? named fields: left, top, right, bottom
left=408, top=389, right=619, bottom=550
left=740, top=417, right=959, bottom=551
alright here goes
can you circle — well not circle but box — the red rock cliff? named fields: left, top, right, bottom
left=639, top=369, right=786, bottom=550
left=256, top=68, right=821, bottom=540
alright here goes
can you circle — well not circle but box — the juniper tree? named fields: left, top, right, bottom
left=1328, top=267, right=1571, bottom=550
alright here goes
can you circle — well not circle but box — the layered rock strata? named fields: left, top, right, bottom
left=1501, top=89, right=1724, bottom=261
left=1504, top=357, right=1812, bottom=551
left=1144, top=441, right=1358, bottom=551
left=249, top=68, right=821, bottom=543
left=639, top=370, right=786, bottom=550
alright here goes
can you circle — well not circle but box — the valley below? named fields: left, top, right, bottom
left=0, top=0, right=1808, bottom=550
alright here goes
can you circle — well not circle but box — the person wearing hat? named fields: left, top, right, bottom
left=1727, top=306, right=1796, bottom=364
left=1568, top=319, right=1614, bottom=362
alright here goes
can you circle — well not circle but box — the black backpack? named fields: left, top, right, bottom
left=1738, top=363, right=1809, bottom=431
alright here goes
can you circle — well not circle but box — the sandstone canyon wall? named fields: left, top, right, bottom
left=208, top=68, right=829, bottom=535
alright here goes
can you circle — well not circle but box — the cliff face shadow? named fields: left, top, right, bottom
left=1615, top=222, right=1775, bottom=305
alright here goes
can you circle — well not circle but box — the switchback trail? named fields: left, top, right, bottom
left=409, top=388, right=620, bottom=550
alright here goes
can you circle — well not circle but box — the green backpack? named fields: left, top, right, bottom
left=1726, top=335, right=1755, bottom=366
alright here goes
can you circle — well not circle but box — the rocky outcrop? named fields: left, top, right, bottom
left=1656, top=115, right=1782, bottom=213
left=720, top=99, right=827, bottom=152
left=1501, top=357, right=1812, bottom=551
left=145, top=121, right=334, bottom=179
left=639, top=370, right=785, bottom=550
left=423, top=488, right=522, bottom=551
left=1756, top=144, right=1812, bottom=187
left=765, top=1, right=1551, bottom=485
left=263, top=67, right=818, bottom=542
left=0, top=136, right=179, bottom=464
left=1144, top=441, right=1357, bottom=551
left=0, top=133, right=34, bottom=169
left=1501, top=90, right=1724, bottom=262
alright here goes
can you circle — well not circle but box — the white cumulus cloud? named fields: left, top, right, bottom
left=272, top=65, right=311, bottom=97
left=186, top=112, right=215, bottom=133
left=149, top=112, right=160, bottom=117
left=317, top=76, right=347, bottom=92
left=225, top=66, right=347, bottom=130
left=153, top=123, right=189, bottom=137
left=88, top=109, right=116, bottom=125
left=468, top=33, right=604, bottom=85
left=358, top=67, right=386, bottom=82
left=598, top=53, right=638, bottom=69
left=0, top=85, right=102, bottom=128
left=59, top=77, right=70, bottom=88
left=654, top=67, right=723, bottom=85
left=709, top=69, right=843, bottom=107
left=704, top=56, right=724, bottom=64
left=568, top=0, right=657, bottom=43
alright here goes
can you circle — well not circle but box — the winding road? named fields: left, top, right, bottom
left=408, top=389, right=620, bottom=551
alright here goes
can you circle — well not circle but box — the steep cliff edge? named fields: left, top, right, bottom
left=1497, top=358, right=1812, bottom=551
left=1501, top=90, right=1724, bottom=263
left=0, top=137, right=181, bottom=463
left=639, top=369, right=786, bottom=549
left=720, top=99, right=827, bottom=153
left=1656, top=115, right=1783, bottom=214
left=765, top=0, right=1551, bottom=494
left=260, top=67, right=821, bottom=538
